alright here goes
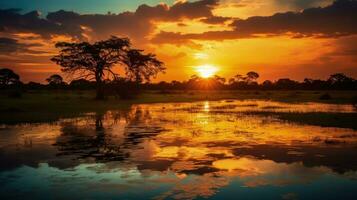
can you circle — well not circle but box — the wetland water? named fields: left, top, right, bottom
left=0, top=100, right=357, bottom=200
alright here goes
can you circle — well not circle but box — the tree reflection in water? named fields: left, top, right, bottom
left=54, top=108, right=166, bottom=162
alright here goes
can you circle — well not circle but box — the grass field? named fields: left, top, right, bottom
left=0, top=90, right=356, bottom=124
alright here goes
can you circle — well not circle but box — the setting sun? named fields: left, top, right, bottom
left=195, top=64, right=219, bottom=78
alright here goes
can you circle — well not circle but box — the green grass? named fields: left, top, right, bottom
left=0, top=90, right=356, bottom=124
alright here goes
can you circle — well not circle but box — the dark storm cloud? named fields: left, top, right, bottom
left=152, top=0, right=357, bottom=43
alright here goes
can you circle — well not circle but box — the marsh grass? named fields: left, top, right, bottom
left=0, top=90, right=356, bottom=124
left=247, top=111, right=357, bottom=130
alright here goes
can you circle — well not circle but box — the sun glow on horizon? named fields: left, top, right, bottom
left=195, top=64, right=219, bottom=78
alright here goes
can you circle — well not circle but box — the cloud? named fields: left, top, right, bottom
left=200, top=16, right=232, bottom=24
left=0, top=0, right=221, bottom=43
left=319, top=35, right=357, bottom=62
left=0, top=9, right=81, bottom=39
left=0, top=37, right=43, bottom=54
left=49, top=0, right=219, bottom=42
left=152, top=0, right=357, bottom=43
left=1, top=0, right=354, bottom=45
left=0, top=37, right=20, bottom=53
left=274, top=0, right=333, bottom=10
left=231, top=0, right=357, bottom=37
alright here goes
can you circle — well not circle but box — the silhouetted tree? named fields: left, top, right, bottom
left=302, top=78, right=329, bottom=90
left=246, top=71, right=259, bottom=84
left=262, top=80, right=273, bottom=89
left=51, top=36, right=130, bottom=99
left=229, top=74, right=245, bottom=84
left=328, top=73, right=353, bottom=84
left=275, top=78, right=299, bottom=89
left=0, top=68, right=20, bottom=86
left=228, top=72, right=259, bottom=89
left=213, top=75, right=226, bottom=85
left=46, top=74, right=64, bottom=85
left=184, top=75, right=226, bottom=90
left=123, top=49, right=165, bottom=83
left=328, top=73, right=355, bottom=89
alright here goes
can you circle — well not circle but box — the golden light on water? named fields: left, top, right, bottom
left=203, top=101, right=210, bottom=112
left=2, top=100, right=357, bottom=199
left=195, top=64, right=219, bottom=78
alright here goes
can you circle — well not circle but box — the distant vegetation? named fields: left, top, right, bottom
left=1, top=68, right=356, bottom=97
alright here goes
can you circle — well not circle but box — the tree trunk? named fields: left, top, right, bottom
left=95, top=73, right=105, bottom=100
left=96, top=84, right=104, bottom=100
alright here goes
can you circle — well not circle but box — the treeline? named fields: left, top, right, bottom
left=1, top=69, right=356, bottom=92
left=144, top=73, right=357, bottom=90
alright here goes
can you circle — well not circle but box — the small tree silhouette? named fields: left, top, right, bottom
left=0, top=68, right=20, bottom=86
left=46, top=74, right=64, bottom=85
left=246, top=71, right=259, bottom=83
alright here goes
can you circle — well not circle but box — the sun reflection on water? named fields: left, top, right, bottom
left=203, top=101, right=210, bottom=112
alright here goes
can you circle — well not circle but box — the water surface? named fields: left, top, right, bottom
left=1, top=100, right=357, bottom=200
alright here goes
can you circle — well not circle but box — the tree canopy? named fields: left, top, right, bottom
left=0, top=68, right=20, bottom=86
left=46, top=74, right=64, bottom=85
left=123, top=49, right=165, bottom=83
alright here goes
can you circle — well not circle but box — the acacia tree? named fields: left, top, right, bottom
left=123, top=49, right=165, bottom=84
left=0, top=68, right=20, bottom=86
left=51, top=36, right=130, bottom=99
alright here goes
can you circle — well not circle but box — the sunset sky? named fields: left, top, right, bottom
left=0, top=0, right=356, bottom=83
